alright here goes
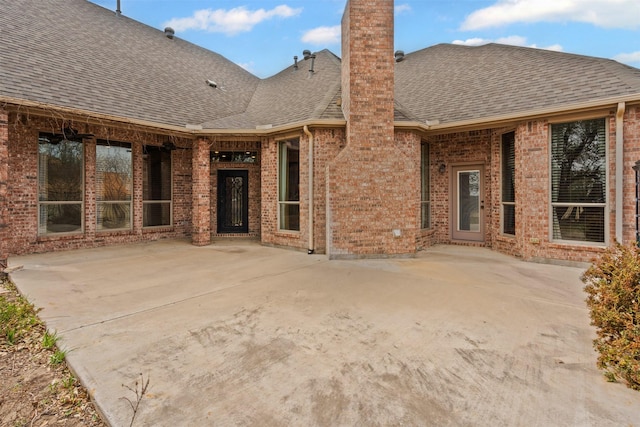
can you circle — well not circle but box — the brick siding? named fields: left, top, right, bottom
left=327, top=0, right=420, bottom=258
left=191, top=138, right=211, bottom=246
left=4, top=112, right=192, bottom=256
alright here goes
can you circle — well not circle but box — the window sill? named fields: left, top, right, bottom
left=37, top=232, right=85, bottom=242
left=143, top=226, right=174, bottom=233
left=548, top=240, right=607, bottom=250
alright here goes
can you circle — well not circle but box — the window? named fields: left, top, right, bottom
left=211, top=150, right=257, bottom=163
left=143, top=145, right=172, bottom=227
left=278, top=139, right=300, bottom=231
left=38, top=133, right=84, bottom=234
left=551, top=119, right=606, bottom=243
left=96, top=140, right=132, bottom=231
left=421, top=142, right=430, bottom=229
left=501, top=132, right=515, bottom=235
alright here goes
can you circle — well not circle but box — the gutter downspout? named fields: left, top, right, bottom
left=616, top=102, right=625, bottom=244
left=304, top=125, right=314, bottom=254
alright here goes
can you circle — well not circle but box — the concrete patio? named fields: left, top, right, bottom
left=9, top=240, right=639, bottom=426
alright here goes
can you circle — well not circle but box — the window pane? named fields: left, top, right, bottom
left=278, top=139, right=300, bottom=231
left=97, top=202, right=131, bottom=230
left=421, top=143, right=430, bottom=229
left=38, top=136, right=83, bottom=202
left=144, top=202, right=171, bottom=227
left=143, top=146, right=172, bottom=201
left=501, top=132, right=515, bottom=235
left=501, top=132, right=515, bottom=203
left=39, top=204, right=82, bottom=234
left=279, top=204, right=300, bottom=231
left=279, top=140, right=299, bottom=202
left=458, top=171, right=480, bottom=232
left=503, top=204, right=515, bottom=235
left=97, top=141, right=132, bottom=202
left=551, top=120, right=605, bottom=204
left=552, top=206, right=605, bottom=243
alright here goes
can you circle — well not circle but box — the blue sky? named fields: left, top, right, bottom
left=90, top=0, right=640, bottom=78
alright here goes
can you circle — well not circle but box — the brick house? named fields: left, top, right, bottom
left=2, top=0, right=640, bottom=269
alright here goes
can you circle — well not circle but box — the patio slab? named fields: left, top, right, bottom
left=9, top=240, right=640, bottom=426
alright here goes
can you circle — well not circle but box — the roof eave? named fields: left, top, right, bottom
left=199, top=119, right=347, bottom=136
left=396, top=93, right=640, bottom=135
left=1, top=96, right=192, bottom=134
left=1, top=96, right=347, bottom=137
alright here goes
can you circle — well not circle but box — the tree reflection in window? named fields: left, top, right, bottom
left=38, top=134, right=83, bottom=234
left=551, top=119, right=606, bottom=243
left=96, top=140, right=132, bottom=230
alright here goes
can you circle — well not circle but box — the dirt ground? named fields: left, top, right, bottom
left=0, top=279, right=105, bottom=427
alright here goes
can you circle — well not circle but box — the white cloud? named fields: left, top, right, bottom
left=395, top=4, right=412, bottom=15
left=301, top=25, right=341, bottom=45
left=164, top=5, right=302, bottom=35
left=461, top=0, right=640, bottom=31
left=238, top=61, right=256, bottom=73
left=614, top=51, right=640, bottom=65
left=452, top=35, right=563, bottom=52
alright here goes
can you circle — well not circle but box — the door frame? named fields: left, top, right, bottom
left=216, top=169, right=249, bottom=234
left=450, top=163, right=486, bottom=242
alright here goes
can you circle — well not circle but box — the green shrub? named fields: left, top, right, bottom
left=582, top=243, right=640, bottom=390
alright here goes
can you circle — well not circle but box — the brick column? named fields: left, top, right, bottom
left=191, top=138, right=211, bottom=246
left=327, top=0, right=418, bottom=258
left=0, top=109, right=8, bottom=273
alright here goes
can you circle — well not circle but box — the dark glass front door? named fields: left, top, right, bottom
left=217, top=170, right=248, bottom=233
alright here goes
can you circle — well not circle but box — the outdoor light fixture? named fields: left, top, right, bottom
left=439, top=163, right=446, bottom=174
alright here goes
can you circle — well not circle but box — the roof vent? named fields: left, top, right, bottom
left=116, top=0, right=121, bottom=16
left=206, top=79, right=217, bottom=88
left=164, top=27, right=175, bottom=39
left=394, top=50, right=405, bottom=62
left=303, top=50, right=312, bottom=60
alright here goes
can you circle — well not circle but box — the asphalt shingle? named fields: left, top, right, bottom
left=0, top=0, right=259, bottom=128
left=395, top=43, right=640, bottom=125
left=2, top=2, right=640, bottom=131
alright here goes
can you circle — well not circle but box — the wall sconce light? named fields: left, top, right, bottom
left=438, top=163, right=446, bottom=174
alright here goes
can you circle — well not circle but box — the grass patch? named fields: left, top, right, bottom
left=50, top=348, right=68, bottom=365
left=0, top=281, right=42, bottom=346
left=42, top=329, right=60, bottom=349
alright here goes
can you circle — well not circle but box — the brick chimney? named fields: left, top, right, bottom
left=326, top=0, right=418, bottom=258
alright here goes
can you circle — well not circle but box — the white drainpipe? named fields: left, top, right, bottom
left=616, top=102, right=625, bottom=244
left=303, top=125, right=314, bottom=254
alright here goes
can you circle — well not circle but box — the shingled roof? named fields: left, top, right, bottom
left=201, top=50, right=343, bottom=130
left=394, top=43, right=640, bottom=125
left=0, top=0, right=260, bottom=128
left=2, top=1, right=640, bottom=132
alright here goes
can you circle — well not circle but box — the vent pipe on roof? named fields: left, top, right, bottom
left=165, top=27, right=175, bottom=39
left=293, top=56, right=298, bottom=70
left=394, top=50, right=405, bottom=62
left=308, top=55, right=316, bottom=75
left=303, top=50, right=312, bottom=60
left=116, top=0, right=121, bottom=16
